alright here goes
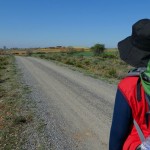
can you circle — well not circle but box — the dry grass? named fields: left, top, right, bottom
left=9, top=47, right=89, bottom=56
left=0, top=56, right=32, bottom=149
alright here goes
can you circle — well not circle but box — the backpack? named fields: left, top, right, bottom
left=128, top=64, right=150, bottom=146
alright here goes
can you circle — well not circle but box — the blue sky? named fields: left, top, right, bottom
left=0, top=0, right=150, bottom=48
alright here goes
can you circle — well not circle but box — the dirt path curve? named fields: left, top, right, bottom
left=16, top=56, right=117, bottom=150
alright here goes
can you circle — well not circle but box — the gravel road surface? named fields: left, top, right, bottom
left=16, top=56, right=117, bottom=150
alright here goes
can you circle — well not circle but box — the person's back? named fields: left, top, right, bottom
left=109, top=19, right=150, bottom=150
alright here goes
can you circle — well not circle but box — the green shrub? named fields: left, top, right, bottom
left=108, top=68, right=117, bottom=77
left=91, top=44, right=105, bottom=56
left=100, top=53, right=117, bottom=59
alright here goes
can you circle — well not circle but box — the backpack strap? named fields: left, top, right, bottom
left=128, top=67, right=146, bottom=77
left=128, top=67, right=148, bottom=142
left=133, top=119, right=145, bottom=142
left=128, top=67, right=146, bottom=101
left=137, top=78, right=141, bottom=101
left=132, top=94, right=150, bottom=143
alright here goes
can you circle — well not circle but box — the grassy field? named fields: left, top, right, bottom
left=0, top=56, right=32, bottom=149
left=32, top=49, right=133, bottom=83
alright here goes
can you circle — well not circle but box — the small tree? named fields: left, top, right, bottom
left=91, top=44, right=105, bottom=56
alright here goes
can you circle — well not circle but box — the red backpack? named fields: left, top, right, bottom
left=118, top=68, right=150, bottom=150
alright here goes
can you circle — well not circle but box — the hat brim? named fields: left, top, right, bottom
left=118, top=36, right=150, bottom=67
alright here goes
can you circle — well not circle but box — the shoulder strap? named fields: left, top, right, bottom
left=128, top=67, right=146, bottom=77
left=137, top=77, right=141, bottom=101
left=128, top=68, right=148, bottom=142
left=133, top=119, right=145, bottom=142
left=127, top=67, right=146, bottom=101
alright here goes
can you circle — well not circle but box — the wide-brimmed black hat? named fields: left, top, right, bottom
left=118, top=19, right=150, bottom=67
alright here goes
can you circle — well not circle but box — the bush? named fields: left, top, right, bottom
left=108, top=68, right=117, bottom=77
left=100, top=53, right=117, bottom=59
left=91, top=44, right=105, bottom=56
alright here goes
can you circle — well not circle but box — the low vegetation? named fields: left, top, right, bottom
left=0, top=56, right=32, bottom=149
left=32, top=49, right=133, bottom=83
left=90, top=43, right=105, bottom=56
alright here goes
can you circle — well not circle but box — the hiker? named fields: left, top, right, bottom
left=109, top=19, right=150, bottom=150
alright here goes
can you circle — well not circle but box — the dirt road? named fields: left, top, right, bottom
left=16, top=56, right=116, bottom=150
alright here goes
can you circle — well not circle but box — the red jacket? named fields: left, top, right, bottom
left=118, top=76, right=150, bottom=150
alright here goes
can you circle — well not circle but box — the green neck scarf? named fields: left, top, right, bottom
left=140, top=61, right=150, bottom=95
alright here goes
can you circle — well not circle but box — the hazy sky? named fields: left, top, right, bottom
left=0, top=0, right=150, bottom=48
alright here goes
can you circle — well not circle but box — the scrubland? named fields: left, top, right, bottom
left=32, top=49, right=132, bottom=83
